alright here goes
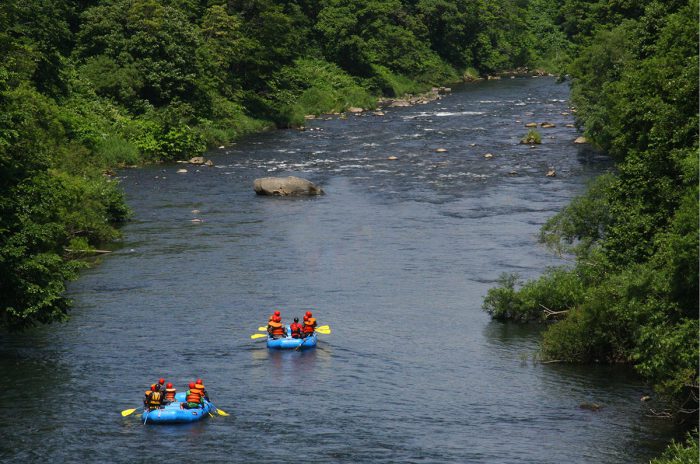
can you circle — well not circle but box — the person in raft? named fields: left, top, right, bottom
left=290, top=317, right=303, bottom=338
left=302, top=311, right=317, bottom=338
left=194, top=378, right=210, bottom=401
left=267, top=315, right=286, bottom=339
left=152, top=377, right=165, bottom=393
left=183, top=382, right=204, bottom=409
left=163, top=382, right=177, bottom=404
left=144, top=384, right=163, bottom=411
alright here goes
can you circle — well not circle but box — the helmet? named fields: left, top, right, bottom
left=294, top=317, right=299, bottom=322
left=274, top=310, right=280, bottom=316
left=196, top=378, right=203, bottom=384
left=189, top=382, right=195, bottom=389
left=159, top=378, right=165, bottom=385
left=150, top=385, right=156, bottom=391
left=273, top=315, right=281, bottom=322
left=303, top=315, right=308, bottom=320
left=305, top=311, right=312, bottom=317
left=166, top=383, right=173, bottom=388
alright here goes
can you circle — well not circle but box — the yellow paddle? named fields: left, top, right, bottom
left=121, top=408, right=140, bottom=417
left=250, top=333, right=267, bottom=339
left=315, top=327, right=331, bottom=334
left=213, top=407, right=229, bottom=416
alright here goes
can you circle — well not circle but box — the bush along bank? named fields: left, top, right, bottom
left=482, top=0, right=698, bottom=431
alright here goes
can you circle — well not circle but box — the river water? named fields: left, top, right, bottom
left=0, top=78, right=683, bottom=463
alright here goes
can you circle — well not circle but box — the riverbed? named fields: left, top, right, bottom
left=0, top=77, right=681, bottom=463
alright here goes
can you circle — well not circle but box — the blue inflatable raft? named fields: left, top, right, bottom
left=267, top=326, right=317, bottom=350
left=141, top=392, right=212, bottom=424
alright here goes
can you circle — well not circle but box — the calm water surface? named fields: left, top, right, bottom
left=0, top=78, right=682, bottom=463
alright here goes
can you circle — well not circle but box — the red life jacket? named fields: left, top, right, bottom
left=290, top=322, right=303, bottom=338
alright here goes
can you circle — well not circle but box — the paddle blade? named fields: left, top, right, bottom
left=316, top=325, right=330, bottom=331
left=216, top=408, right=229, bottom=416
left=251, top=333, right=267, bottom=339
left=315, top=328, right=331, bottom=334
left=258, top=326, right=267, bottom=331
left=121, top=408, right=138, bottom=417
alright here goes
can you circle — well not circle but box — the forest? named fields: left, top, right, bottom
left=0, top=0, right=697, bottom=459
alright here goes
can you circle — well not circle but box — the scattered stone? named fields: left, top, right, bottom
left=177, top=169, right=188, bottom=174
left=525, top=122, right=538, bottom=128
left=304, top=114, right=316, bottom=120
left=347, top=107, right=364, bottom=113
left=373, top=111, right=385, bottom=116
left=469, top=143, right=477, bottom=147
left=189, top=156, right=206, bottom=165
left=190, top=218, right=203, bottom=223
left=387, top=155, right=398, bottom=160
left=191, top=209, right=200, bottom=214
left=487, top=75, right=501, bottom=80
left=641, top=396, right=652, bottom=402
left=561, top=112, right=569, bottom=116
left=390, top=100, right=412, bottom=107
left=435, top=148, right=448, bottom=153
left=579, top=402, right=602, bottom=411
left=253, top=176, right=324, bottom=196
left=574, top=136, right=588, bottom=144
left=176, top=160, right=188, bottom=164
left=205, top=160, right=214, bottom=167
left=546, top=168, right=556, bottom=177
left=515, top=120, right=522, bottom=123
left=218, top=145, right=225, bottom=149
left=437, top=87, right=451, bottom=94
left=541, top=122, right=556, bottom=128
left=484, top=153, right=493, bottom=159
left=565, top=124, right=575, bottom=128
left=508, top=170, right=518, bottom=176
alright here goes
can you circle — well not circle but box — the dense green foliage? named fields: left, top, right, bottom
left=650, top=431, right=699, bottom=464
left=483, top=0, right=698, bottom=422
left=1, top=0, right=559, bottom=330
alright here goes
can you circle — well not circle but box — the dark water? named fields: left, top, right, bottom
left=0, top=78, right=682, bottom=463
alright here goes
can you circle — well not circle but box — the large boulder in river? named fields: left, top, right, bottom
left=253, top=176, right=324, bottom=196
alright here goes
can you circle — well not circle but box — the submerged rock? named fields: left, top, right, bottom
left=253, top=176, right=324, bottom=196
left=574, top=136, right=588, bottom=144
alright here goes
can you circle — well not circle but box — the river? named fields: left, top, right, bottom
left=0, top=77, right=683, bottom=463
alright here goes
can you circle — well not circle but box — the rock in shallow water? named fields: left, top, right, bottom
left=253, top=176, right=324, bottom=196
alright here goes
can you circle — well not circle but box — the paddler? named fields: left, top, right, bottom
left=302, top=311, right=317, bottom=338
left=151, top=377, right=165, bottom=393
left=194, top=378, right=210, bottom=401
left=268, top=310, right=281, bottom=322
left=183, top=382, right=204, bottom=409
left=290, top=317, right=303, bottom=338
left=144, top=384, right=163, bottom=411
left=163, top=382, right=177, bottom=404
left=267, top=315, right=286, bottom=339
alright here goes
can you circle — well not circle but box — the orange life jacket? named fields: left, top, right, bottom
left=268, top=321, right=285, bottom=336
left=164, top=388, right=176, bottom=401
left=186, top=389, right=202, bottom=404
left=303, top=318, right=316, bottom=333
